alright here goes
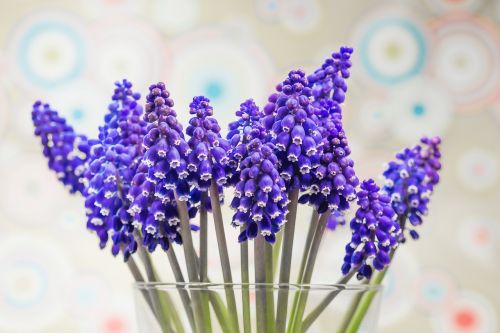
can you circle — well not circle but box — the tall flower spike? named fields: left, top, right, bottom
left=127, top=82, right=192, bottom=253
left=342, top=179, right=401, bottom=280
left=262, top=70, right=323, bottom=190
left=32, top=101, right=91, bottom=194
left=382, top=136, right=442, bottom=241
left=185, top=96, right=231, bottom=191
left=300, top=48, right=358, bottom=214
left=83, top=80, right=146, bottom=260
left=227, top=99, right=266, bottom=166
left=230, top=138, right=289, bottom=244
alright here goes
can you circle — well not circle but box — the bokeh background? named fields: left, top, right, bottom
left=0, top=0, right=499, bottom=332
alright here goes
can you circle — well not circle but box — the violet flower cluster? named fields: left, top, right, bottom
left=300, top=47, right=358, bottom=214
left=382, top=136, right=442, bottom=241
left=83, top=80, right=146, bottom=259
left=31, top=47, right=443, bottom=285
left=262, top=70, right=323, bottom=190
left=126, top=83, right=192, bottom=252
left=230, top=138, right=289, bottom=243
left=342, top=179, right=401, bottom=280
left=32, top=101, right=91, bottom=194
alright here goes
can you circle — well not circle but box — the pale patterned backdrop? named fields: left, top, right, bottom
left=0, top=0, right=499, bottom=332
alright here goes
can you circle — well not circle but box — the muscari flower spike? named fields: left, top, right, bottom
left=382, top=136, right=442, bottom=241
left=83, top=80, right=146, bottom=260
left=185, top=96, right=231, bottom=189
left=230, top=138, right=289, bottom=244
left=226, top=99, right=266, bottom=170
left=32, top=101, right=91, bottom=194
left=299, top=47, right=358, bottom=214
left=342, top=179, right=401, bottom=280
left=126, top=82, right=194, bottom=253
left=183, top=96, right=230, bottom=212
left=262, top=70, right=323, bottom=190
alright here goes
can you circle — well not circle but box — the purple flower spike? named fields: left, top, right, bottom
left=262, top=70, right=323, bottom=189
left=231, top=138, right=289, bottom=244
left=382, top=136, right=442, bottom=242
left=32, top=101, right=91, bottom=194
left=300, top=47, right=358, bottom=215
left=126, top=82, right=192, bottom=252
left=342, top=179, right=401, bottom=280
left=83, top=80, right=147, bottom=260
left=227, top=99, right=266, bottom=173
left=186, top=96, right=231, bottom=191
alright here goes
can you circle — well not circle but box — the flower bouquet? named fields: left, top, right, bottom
left=32, top=46, right=442, bottom=333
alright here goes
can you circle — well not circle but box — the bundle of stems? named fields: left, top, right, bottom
left=127, top=196, right=391, bottom=333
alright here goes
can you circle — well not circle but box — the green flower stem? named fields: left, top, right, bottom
left=301, top=271, right=356, bottom=333
left=192, top=253, right=234, bottom=333
left=135, top=247, right=176, bottom=333
left=272, top=230, right=283, bottom=280
left=254, top=235, right=267, bottom=333
left=240, top=227, right=252, bottom=333
left=200, top=192, right=208, bottom=282
left=209, top=181, right=240, bottom=333
left=287, top=211, right=330, bottom=333
left=208, top=290, right=235, bottom=333
left=286, top=210, right=319, bottom=333
left=176, top=197, right=209, bottom=333
left=334, top=284, right=365, bottom=333
left=167, top=247, right=198, bottom=333
left=264, top=242, right=276, bottom=333
left=126, top=256, right=157, bottom=320
left=275, top=188, right=300, bottom=333
left=297, top=210, right=319, bottom=283
left=344, top=269, right=386, bottom=333
left=199, top=191, right=211, bottom=333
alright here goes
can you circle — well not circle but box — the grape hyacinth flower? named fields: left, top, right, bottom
left=83, top=80, right=147, bottom=259
left=299, top=48, right=358, bottom=214
left=184, top=96, right=230, bottom=208
left=126, top=82, right=193, bottom=252
left=226, top=99, right=266, bottom=171
left=32, top=101, right=91, bottom=194
left=230, top=138, right=289, bottom=244
left=382, top=136, right=442, bottom=241
left=262, top=70, right=323, bottom=190
left=342, top=179, right=401, bottom=280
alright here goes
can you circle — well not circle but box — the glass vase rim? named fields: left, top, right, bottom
left=133, top=282, right=382, bottom=291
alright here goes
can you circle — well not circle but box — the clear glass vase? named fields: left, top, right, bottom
left=133, top=283, right=382, bottom=333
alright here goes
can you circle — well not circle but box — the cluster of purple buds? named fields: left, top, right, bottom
left=126, top=83, right=193, bottom=252
left=185, top=96, right=231, bottom=191
left=382, top=136, right=442, bottom=241
left=342, top=179, right=401, bottom=280
left=299, top=48, right=358, bottom=214
left=226, top=99, right=266, bottom=178
left=32, top=101, right=91, bottom=194
left=307, top=46, right=353, bottom=106
left=83, top=80, right=146, bottom=259
left=262, top=70, right=323, bottom=190
left=230, top=138, right=289, bottom=244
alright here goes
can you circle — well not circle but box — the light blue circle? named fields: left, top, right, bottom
left=18, top=20, right=86, bottom=89
left=359, top=17, right=427, bottom=85
left=413, top=103, right=426, bottom=117
left=205, top=80, right=223, bottom=100
left=4, top=261, right=48, bottom=308
left=424, top=282, right=443, bottom=301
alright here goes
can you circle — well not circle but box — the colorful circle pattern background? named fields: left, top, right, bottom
left=0, top=1, right=498, bottom=333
